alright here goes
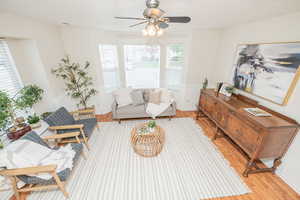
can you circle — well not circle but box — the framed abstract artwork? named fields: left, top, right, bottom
left=232, top=42, right=300, bottom=105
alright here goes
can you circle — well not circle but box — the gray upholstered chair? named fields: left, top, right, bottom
left=0, top=131, right=83, bottom=199
left=44, top=107, right=99, bottom=150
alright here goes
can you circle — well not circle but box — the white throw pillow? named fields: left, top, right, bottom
left=113, top=88, right=133, bottom=107
left=158, top=88, right=174, bottom=103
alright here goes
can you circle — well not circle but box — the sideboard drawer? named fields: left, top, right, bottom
left=227, top=114, right=260, bottom=155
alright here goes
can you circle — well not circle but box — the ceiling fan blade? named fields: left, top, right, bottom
left=129, top=21, right=148, bottom=28
left=158, top=22, right=169, bottom=29
left=115, top=17, right=146, bottom=20
left=165, top=16, right=191, bottom=23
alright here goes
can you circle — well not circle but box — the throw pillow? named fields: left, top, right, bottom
left=130, top=90, right=144, bottom=105
left=113, top=88, right=133, bottom=107
left=143, top=89, right=155, bottom=102
left=148, top=90, right=162, bottom=105
left=160, top=88, right=174, bottom=103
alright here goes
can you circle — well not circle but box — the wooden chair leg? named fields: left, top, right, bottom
left=52, top=172, right=69, bottom=198
left=80, top=128, right=90, bottom=151
left=10, top=176, right=20, bottom=200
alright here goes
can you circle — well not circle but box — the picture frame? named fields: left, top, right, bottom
left=219, top=83, right=233, bottom=97
left=232, top=41, right=300, bottom=105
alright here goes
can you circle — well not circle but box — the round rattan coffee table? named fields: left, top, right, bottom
left=131, top=123, right=165, bottom=157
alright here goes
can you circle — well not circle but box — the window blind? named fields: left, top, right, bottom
left=0, top=39, right=23, bottom=98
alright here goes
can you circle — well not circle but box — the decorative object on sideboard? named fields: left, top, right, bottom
left=219, top=83, right=235, bottom=97
left=244, top=108, right=272, bottom=117
left=202, top=78, right=208, bottom=89
left=0, top=85, right=43, bottom=137
left=52, top=56, right=98, bottom=109
left=232, top=42, right=300, bottom=105
left=215, top=82, right=223, bottom=93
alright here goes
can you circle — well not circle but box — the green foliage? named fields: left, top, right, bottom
left=0, top=91, right=13, bottom=130
left=0, top=139, right=3, bottom=149
left=0, top=85, right=44, bottom=131
left=27, top=114, right=40, bottom=124
left=15, top=85, right=44, bottom=110
left=52, top=56, right=97, bottom=109
left=148, top=121, right=156, bottom=128
left=41, top=112, right=52, bottom=120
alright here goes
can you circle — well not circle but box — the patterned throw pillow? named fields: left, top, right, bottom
left=130, top=90, right=145, bottom=105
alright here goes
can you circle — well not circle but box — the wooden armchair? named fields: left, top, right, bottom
left=0, top=131, right=84, bottom=199
left=44, top=107, right=99, bottom=151
left=70, top=106, right=97, bottom=120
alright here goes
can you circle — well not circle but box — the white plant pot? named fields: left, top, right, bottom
left=30, top=121, right=41, bottom=129
left=149, top=127, right=155, bottom=133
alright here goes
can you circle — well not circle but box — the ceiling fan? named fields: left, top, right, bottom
left=115, top=0, right=191, bottom=37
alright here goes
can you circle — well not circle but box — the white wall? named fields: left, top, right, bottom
left=61, top=26, right=221, bottom=112
left=214, top=12, right=300, bottom=194
left=0, top=13, right=65, bottom=113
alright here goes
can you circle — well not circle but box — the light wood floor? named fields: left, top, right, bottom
left=11, top=110, right=300, bottom=200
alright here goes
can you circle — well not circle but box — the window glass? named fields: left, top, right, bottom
left=99, top=45, right=120, bottom=92
left=166, top=44, right=184, bottom=90
left=124, top=45, right=160, bottom=88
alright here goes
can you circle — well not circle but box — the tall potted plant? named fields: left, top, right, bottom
left=52, top=56, right=97, bottom=109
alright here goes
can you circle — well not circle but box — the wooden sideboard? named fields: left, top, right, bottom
left=197, top=89, right=299, bottom=177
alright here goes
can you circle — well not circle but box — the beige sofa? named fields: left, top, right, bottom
left=112, top=89, right=176, bottom=123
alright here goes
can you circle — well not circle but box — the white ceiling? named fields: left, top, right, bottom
left=1, top=0, right=300, bottom=31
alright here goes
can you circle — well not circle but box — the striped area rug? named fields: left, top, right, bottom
left=6, top=118, right=250, bottom=200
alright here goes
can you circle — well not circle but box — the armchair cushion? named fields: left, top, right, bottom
left=75, top=118, right=98, bottom=138
left=44, top=107, right=75, bottom=127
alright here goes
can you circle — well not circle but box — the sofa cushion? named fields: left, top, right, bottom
left=117, top=104, right=145, bottom=116
left=44, top=107, right=75, bottom=126
left=113, top=88, right=133, bottom=107
left=130, top=90, right=144, bottom=105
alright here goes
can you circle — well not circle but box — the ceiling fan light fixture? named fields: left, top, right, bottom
left=142, top=29, right=148, bottom=36
left=146, top=23, right=157, bottom=37
left=156, top=28, right=164, bottom=37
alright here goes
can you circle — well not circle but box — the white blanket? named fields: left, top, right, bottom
left=0, top=141, right=76, bottom=191
left=33, top=144, right=76, bottom=180
left=146, top=89, right=174, bottom=118
left=146, top=103, right=171, bottom=119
